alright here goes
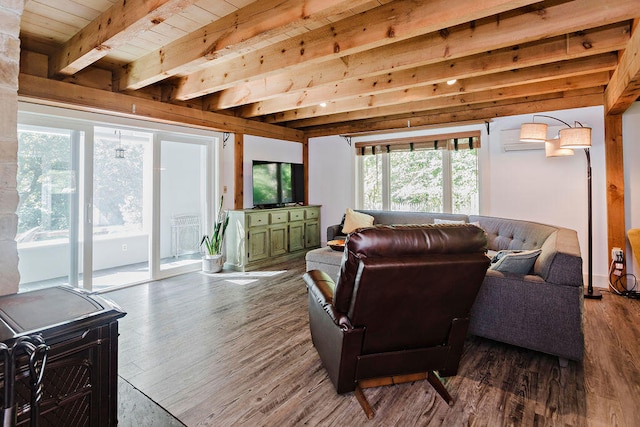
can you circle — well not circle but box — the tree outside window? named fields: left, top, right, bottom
left=359, top=134, right=479, bottom=214
left=17, top=128, right=74, bottom=242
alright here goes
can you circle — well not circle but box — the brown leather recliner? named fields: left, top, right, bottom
left=303, top=224, right=490, bottom=418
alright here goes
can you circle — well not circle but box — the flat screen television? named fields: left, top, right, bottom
left=252, top=161, right=304, bottom=208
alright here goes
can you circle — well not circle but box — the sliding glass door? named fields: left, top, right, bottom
left=91, top=127, right=153, bottom=290
left=157, top=135, right=213, bottom=275
left=17, top=108, right=219, bottom=292
left=16, top=124, right=84, bottom=291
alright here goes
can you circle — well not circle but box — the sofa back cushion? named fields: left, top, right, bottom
left=469, top=215, right=556, bottom=252
left=357, top=210, right=469, bottom=226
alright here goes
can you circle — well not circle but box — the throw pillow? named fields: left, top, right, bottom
left=489, top=249, right=542, bottom=274
left=490, top=249, right=540, bottom=274
left=342, top=208, right=374, bottom=234
left=434, top=218, right=465, bottom=224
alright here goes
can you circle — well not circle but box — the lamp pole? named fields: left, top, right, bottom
left=584, top=148, right=602, bottom=299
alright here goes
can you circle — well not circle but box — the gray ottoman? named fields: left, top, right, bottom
left=305, top=246, right=344, bottom=280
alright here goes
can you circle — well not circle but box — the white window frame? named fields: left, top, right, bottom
left=355, top=132, right=480, bottom=214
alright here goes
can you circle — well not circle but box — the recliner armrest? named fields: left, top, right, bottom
left=303, top=270, right=352, bottom=329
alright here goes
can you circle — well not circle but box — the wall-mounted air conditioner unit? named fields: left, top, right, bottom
left=500, top=126, right=564, bottom=152
left=503, top=141, right=545, bottom=152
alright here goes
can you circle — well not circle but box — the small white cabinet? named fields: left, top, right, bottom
left=225, top=205, right=321, bottom=271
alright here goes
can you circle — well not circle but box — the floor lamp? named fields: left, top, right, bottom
left=520, top=115, right=602, bottom=299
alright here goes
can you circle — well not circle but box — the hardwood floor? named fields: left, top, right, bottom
left=106, top=257, right=640, bottom=426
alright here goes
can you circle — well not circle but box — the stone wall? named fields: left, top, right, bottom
left=0, top=0, right=24, bottom=296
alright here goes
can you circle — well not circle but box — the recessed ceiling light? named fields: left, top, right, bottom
left=319, top=102, right=327, bottom=107
left=446, top=79, right=457, bottom=85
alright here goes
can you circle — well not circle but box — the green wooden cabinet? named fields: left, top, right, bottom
left=226, top=205, right=321, bottom=271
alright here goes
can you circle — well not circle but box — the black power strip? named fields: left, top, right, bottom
left=620, top=290, right=640, bottom=299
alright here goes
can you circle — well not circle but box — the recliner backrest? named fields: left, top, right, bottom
left=333, top=224, right=490, bottom=354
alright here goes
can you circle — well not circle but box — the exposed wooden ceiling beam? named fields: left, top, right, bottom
left=303, top=88, right=605, bottom=138
left=173, top=0, right=541, bottom=100
left=284, top=73, right=610, bottom=128
left=19, top=0, right=640, bottom=141
left=116, top=0, right=375, bottom=90
left=17, top=73, right=304, bottom=142
left=345, top=0, right=636, bottom=78
left=50, top=0, right=199, bottom=76
left=605, top=20, right=640, bottom=114
left=208, top=18, right=631, bottom=112
left=245, top=54, right=618, bottom=119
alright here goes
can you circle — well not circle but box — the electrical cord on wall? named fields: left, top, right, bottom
left=608, top=259, right=639, bottom=298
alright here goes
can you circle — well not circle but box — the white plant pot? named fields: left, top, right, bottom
left=202, top=254, right=224, bottom=273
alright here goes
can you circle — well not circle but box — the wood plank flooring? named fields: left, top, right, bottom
left=105, top=257, right=640, bottom=426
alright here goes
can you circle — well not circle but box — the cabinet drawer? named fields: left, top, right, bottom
left=248, top=212, right=269, bottom=227
left=289, top=210, right=304, bottom=222
left=305, top=208, right=319, bottom=220
left=270, top=211, right=288, bottom=224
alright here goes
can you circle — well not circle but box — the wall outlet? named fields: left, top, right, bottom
left=611, top=247, right=623, bottom=262
left=122, top=244, right=128, bottom=251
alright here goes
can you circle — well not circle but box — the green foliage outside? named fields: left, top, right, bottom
left=17, top=128, right=146, bottom=242
left=362, top=148, right=478, bottom=214
left=17, top=130, right=73, bottom=240
left=93, top=135, right=144, bottom=232
left=451, top=149, right=479, bottom=214
left=390, top=150, right=443, bottom=212
left=362, top=153, right=383, bottom=209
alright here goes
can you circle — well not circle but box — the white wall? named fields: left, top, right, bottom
left=221, top=134, right=352, bottom=239
left=222, top=135, right=303, bottom=209
left=623, top=102, right=640, bottom=278
left=220, top=104, right=640, bottom=289
left=308, top=135, right=354, bottom=241
left=485, top=106, right=608, bottom=286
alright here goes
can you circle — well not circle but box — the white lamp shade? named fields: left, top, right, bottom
left=559, top=127, right=591, bottom=148
left=520, top=123, right=548, bottom=142
left=545, top=139, right=574, bottom=157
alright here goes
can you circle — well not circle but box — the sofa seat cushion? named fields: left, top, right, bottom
left=306, top=247, right=344, bottom=281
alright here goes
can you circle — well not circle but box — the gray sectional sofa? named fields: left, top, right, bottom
left=306, top=210, right=584, bottom=362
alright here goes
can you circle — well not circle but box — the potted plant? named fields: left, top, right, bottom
left=200, top=196, right=229, bottom=273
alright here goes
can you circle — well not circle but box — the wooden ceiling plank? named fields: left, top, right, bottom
left=161, top=9, right=206, bottom=33
left=51, top=0, right=200, bottom=77
left=24, top=2, right=92, bottom=29
left=210, top=20, right=630, bottom=111
left=282, top=73, right=610, bottom=127
left=118, top=0, right=375, bottom=91
left=303, top=90, right=605, bottom=138
left=605, top=22, right=640, bottom=115
left=173, top=0, right=542, bottom=100
left=26, top=0, right=102, bottom=21
left=18, top=73, right=304, bottom=142
left=20, top=12, right=82, bottom=41
left=244, top=53, right=618, bottom=118
left=178, top=5, right=219, bottom=27
left=194, top=0, right=235, bottom=19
